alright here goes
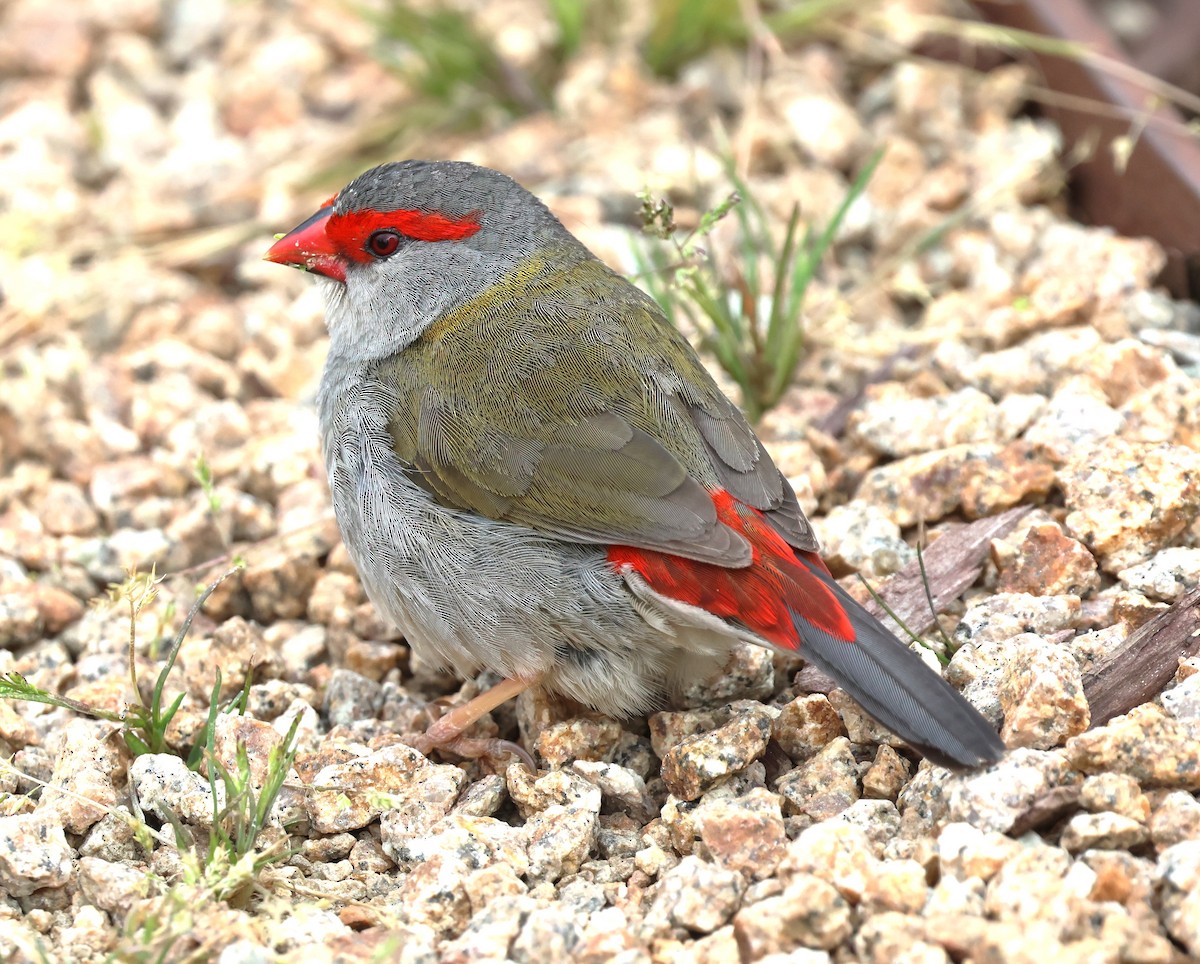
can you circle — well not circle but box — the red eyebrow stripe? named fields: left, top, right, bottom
left=325, top=207, right=482, bottom=261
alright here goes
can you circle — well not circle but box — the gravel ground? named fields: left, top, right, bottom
left=1, top=0, right=1200, bottom=961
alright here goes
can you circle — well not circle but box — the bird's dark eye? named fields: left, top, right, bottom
left=367, top=230, right=401, bottom=258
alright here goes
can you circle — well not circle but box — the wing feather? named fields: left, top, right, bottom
left=377, top=253, right=810, bottom=567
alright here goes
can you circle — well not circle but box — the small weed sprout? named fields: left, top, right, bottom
left=635, top=150, right=882, bottom=422
left=194, top=453, right=221, bottom=515
left=0, top=565, right=244, bottom=760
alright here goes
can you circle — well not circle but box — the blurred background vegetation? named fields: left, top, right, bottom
left=340, top=0, right=858, bottom=173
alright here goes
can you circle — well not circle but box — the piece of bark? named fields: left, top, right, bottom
left=1007, top=784, right=1083, bottom=836
left=794, top=665, right=836, bottom=694
left=863, top=505, right=1032, bottom=635
left=795, top=506, right=1031, bottom=694
left=814, top=347, right=920, bottom=439
left=1082, top=584, right=1200, bottom=727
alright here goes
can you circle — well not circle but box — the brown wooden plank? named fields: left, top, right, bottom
left=975, top=0, right=1200, bottom=299
left=866, top=505, right=1032, bottom=634
left=1082, top=583, right=1200, bottom=726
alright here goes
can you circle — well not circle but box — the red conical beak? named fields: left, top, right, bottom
left=263, top=205, right=347, bottom=283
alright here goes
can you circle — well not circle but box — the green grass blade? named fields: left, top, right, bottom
left=763, top=203, right=803, bottom=361
left=766, top=0, right=858, bottom=37
left=766, top=149, right=883, bottom=406
left=0, top=672, right=120, bottom=720
left=795, top=147, right=882, bottom=316
left=143, top=691, right=187, bottom=756
left=545, top=0, right=587, bottom=60
left=151, top=566, right=242, bottom=721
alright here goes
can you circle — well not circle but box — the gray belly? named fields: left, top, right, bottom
left=324, top=424, right=734, bottom=714
left=317, top=372, right=741, bottom=716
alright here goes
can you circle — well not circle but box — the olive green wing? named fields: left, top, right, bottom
left=379, top=254, right=817, bottom=565
left=683, top=398, right=817, bottom=552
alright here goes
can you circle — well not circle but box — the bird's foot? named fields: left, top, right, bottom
left=407, top=731, right=535, bottom=770
left=406, top=676, right=536, bottom=769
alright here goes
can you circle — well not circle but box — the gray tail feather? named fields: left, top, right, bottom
left=790, top=566, right=1004, bottom=769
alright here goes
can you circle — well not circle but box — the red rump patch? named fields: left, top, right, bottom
left=326, top=207, right=482, bottom=262
left=608, top=490, right=854, bottom=650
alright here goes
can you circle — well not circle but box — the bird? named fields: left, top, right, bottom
left=264, top=160, right=1004, bottom=770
